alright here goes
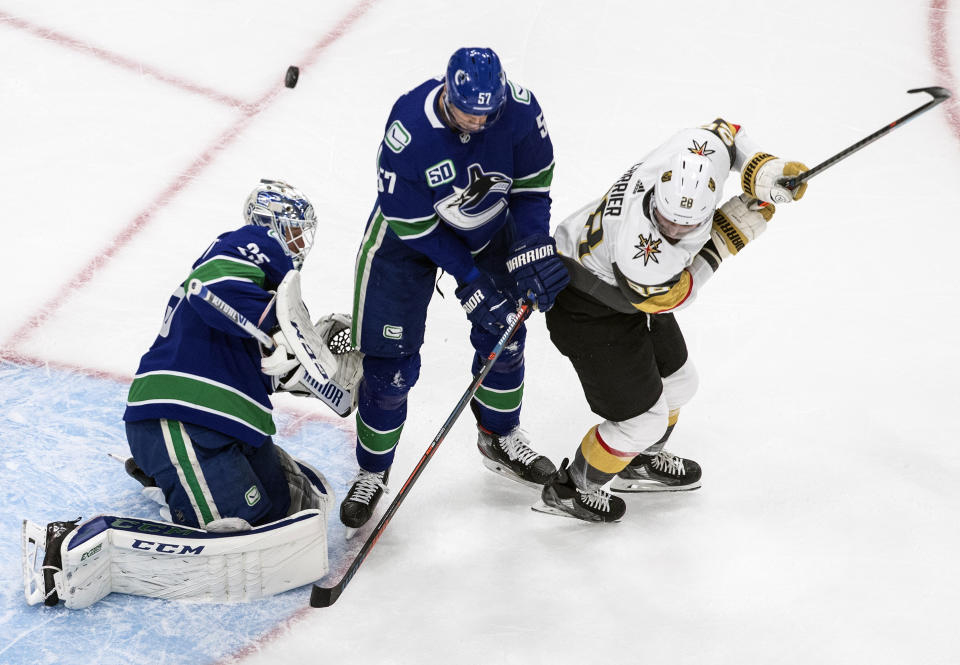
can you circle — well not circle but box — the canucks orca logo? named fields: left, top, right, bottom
left=434, top=163, right=512, bottom=230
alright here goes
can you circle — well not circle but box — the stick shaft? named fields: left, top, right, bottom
left=780, top=86, right=951, bottom=189
left=310, top=303, right=533, bottom=608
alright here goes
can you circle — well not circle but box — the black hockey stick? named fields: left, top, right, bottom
left=310, top=302, right=534, bottom=608
left=779, top=86, right=951, bottom=190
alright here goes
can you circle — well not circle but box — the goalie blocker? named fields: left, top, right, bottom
left=22, top=509, right=330, bottom=609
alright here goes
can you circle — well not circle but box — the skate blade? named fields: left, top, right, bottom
left=530, top=500, right=581, bottom=519
left=480, top=456, right=542, bottom=491
left=344, top=526, right=359, bottom=540
left=21, top=519, right=47, bottom=606
left=609, top=477, right=702, bottom=493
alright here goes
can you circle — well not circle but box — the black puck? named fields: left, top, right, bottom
left=285, top=65, right=300, bottom=89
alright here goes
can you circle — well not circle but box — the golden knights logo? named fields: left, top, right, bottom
left=434, top=163, right=512, bottom=230
left=633, top=233, right=662, bottom=265
left=688, top=139, right=715, bottom=156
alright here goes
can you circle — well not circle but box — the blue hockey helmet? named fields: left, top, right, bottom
left=243, top=179, right=317, bottom=269
left=444, top=47, right=507, bottom=130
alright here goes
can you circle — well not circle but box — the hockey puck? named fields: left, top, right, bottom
left=285, top=65, right=299, bottom=89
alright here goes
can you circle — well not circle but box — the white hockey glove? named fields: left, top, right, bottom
left=741, top=152, right=809, bottom=204
left=708, top=194, right=775, bottom=260
left=261, top=330, right=313, bottom=395
left=314, top=312, right=363, bottom=391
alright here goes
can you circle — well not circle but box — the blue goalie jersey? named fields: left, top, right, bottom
left=373, top=77, right=555, bottom=283
left=123, top=225, right=294, bottom=447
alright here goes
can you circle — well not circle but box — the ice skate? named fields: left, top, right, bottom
left=477, top=425, right=557, bottom=489
left=610, top=449, right=702, bottom=493
left=339, top=467, right=390, bottom=539
left=532, top=459, right=625, bottom=522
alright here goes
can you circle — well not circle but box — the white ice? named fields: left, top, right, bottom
left=2, top=0, right=959, bottom=663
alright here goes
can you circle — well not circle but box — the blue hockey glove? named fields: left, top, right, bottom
left=456, top=271, right=514, bottom=334
left=506, top=234, right=570, bottom=312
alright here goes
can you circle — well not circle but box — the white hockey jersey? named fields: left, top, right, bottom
left=554, top=119, right=761, bottom=314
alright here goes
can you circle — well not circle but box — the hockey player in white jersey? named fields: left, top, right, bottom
left=535, top=119, right=809, bottom=522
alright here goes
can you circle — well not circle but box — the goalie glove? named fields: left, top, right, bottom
left=741, top=152, right=809, bottom=204
left=707, top=193, right=775, bottom=260
left=261, top=329, right=314, bottom=396
left=313, top=313, right=363, bottom=391
left=261, top=314, right=363, bottom=397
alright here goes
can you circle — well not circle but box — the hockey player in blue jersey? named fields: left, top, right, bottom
left=344, top=47, right=570, bottom=529
left=22, top=180, right=365, bottom=609
left=120, top=179, right=338, bottom=531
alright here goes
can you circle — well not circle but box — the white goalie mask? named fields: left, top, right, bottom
left=243, top=179, right=318, bottom=269
left=651, top=153, right=718, bottom=240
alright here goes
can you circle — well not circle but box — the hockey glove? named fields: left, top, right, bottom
left=708, top=194, right=775, bottom=260
left=456, top=271, right=515, bottom=334
left=314, top=312, right=363, bottom=392
left=261, top=329, right=312, bottom=396
left=506, top=234, right=570, bottom=312
left=741, top=152, right=809, bottom=204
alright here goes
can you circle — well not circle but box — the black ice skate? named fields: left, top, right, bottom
left=532, top=459, right=625, bottom=522
left=610, top=450, right=702, bottom=493
left=477, top=425, right=557, bottom=489
left=339, top=467, right=390, bottom=538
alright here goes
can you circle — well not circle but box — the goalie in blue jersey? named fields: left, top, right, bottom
left=344, top=47, right=570, bottom=530
left=21, top=180, right=363, bottom=609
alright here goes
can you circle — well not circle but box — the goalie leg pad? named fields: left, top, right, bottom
left=273, top=444, right=335, bottom=517
left=22, top=511, right=329, bottom=609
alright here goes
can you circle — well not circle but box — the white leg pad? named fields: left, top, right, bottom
left=23, top=510, right=329, bottom=609
left=597, top=392, right=670, bottom=456
left=662, top=359, right=698, bottom=410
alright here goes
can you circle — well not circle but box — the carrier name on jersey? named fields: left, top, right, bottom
left=605, top=162, right=642, bottom=217
left=434, top=163, right=513, bottom=230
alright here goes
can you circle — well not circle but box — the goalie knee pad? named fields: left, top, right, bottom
left=22, top=511, right=329, bottom=609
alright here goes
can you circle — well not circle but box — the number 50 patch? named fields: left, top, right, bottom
left=425, top=159, right=456, bottom=187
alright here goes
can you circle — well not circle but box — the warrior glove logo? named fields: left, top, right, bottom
left=461, top=289, right=485, bottom=313
left=507, top=245, right=555, bottom=273
left=435, top=163, right=512, bottom=230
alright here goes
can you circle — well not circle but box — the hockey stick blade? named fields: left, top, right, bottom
left=779, top=86, right=951, bottom=189
left=309, top=303, right=533, bottom=608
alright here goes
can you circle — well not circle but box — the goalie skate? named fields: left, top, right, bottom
left=477, top=426, right=556, bottom=490
left=610, top=450, right=702, bottom=493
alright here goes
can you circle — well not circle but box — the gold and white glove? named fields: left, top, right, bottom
left=741, top=152, right=809, bottom=204
left=709, top=194, right=775, bottom=260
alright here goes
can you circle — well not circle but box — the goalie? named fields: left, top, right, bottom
left=22, top=179, right=363, bottom=608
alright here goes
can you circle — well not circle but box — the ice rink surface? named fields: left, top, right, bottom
left=2, top=1, right=959, bottom=663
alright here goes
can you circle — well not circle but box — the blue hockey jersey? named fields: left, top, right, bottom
left=373, top=77, right=555, bottom=283
left=123, top=225, right=294, bottom=447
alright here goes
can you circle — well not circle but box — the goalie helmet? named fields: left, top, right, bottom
left=243, top=179, right=317, bottom=269
left=443, top=47, right=507, bottom=132
left=651, top=153, right=718, bottom=240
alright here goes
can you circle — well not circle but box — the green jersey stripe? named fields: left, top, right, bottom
left=186, top=257, right=266, bottom=288
left=128, top=372, right=275, bottom=434
left=356, top=413, right=404, bottom=453
left=474, top=383, right=524, bottom=412
left=512, top=162, right=555, bottom=191
left=163, top=420, right=218, bottom=524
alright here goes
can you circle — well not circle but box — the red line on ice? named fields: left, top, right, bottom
left=1, top=0, right=381, bottom=356
left=0, top=10, right=249, bottom=109
left=930, top=0, right=960, bottom=143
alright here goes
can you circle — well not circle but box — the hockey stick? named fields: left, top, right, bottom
left=310, top=301, right=534, bottom=608
left=185, top=279, right=354, bottom=416
left=779, top=86, right=951, bottom=190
